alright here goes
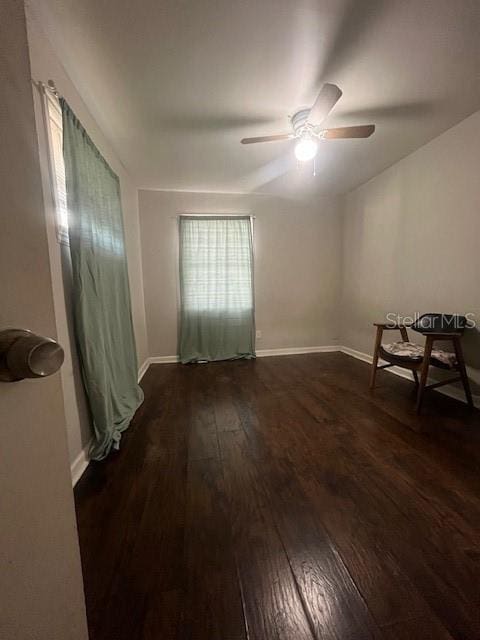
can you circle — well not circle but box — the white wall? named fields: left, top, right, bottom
left=139, top=189, right=342, bottom=356
left=341, top=109, right=480, bottom=393
left=26, top=8, right=149, bottom=469
left=0, top=1, right=87, bottom=637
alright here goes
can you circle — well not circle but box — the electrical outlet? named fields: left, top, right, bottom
left=256, top=330, right=262, bottom=339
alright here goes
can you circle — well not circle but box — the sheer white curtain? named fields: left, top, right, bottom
left=179, top=216, right=255, bottom=363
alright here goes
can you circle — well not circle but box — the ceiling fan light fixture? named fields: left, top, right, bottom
left=294, top=136, right=318, bottom=162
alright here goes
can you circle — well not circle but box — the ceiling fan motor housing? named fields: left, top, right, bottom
left=291, top=109, right=312, bottom=137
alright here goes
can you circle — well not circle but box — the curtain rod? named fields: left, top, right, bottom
left=175, top=214, right=255, bottom=219
left=32, top=78, right=62, bottom=99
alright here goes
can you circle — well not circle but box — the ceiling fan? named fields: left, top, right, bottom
left=241, top=83, right=375, bottom=161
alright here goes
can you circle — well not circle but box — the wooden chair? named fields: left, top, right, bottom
left=370, top=313, right=473, bottom=413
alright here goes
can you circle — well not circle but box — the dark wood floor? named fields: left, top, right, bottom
left=75, top=353, right=480, bottom=640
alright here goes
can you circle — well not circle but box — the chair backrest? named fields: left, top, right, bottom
left=411, top=313, right=467, bottom=334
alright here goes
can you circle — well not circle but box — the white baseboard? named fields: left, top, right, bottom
left=138, top=359, right=150, bottom=382
left=340, top=345, right=480, bottom=409
left=146, top=346, right=340, bottom=366
left=149, top=355, right=180, bottom=364
left=256, top=346, right=340, bottom=357
left=71, top=443, right=90, bottom=487
left=340, top=345, right=375, bottom=366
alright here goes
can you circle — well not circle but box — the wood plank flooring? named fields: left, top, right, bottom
left=75, top=353, right=480, bottom=640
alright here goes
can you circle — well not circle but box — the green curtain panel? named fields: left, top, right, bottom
left=179, top=215, right=255, bottom=363
left=61, top=100, right=143, bottom=460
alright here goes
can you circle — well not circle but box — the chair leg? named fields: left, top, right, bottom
left=453, top=337, right=474, bottom=409
left=370, top=326, right=383, bottom=389
left=412, top=370, right=419, bottom=389
left=416, top=337, right=433, bottom=414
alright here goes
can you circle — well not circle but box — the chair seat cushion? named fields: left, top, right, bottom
left=380, top=341, right=457, bottom=369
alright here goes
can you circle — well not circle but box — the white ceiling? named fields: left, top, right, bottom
left=34, top=0, right=480, bottom=197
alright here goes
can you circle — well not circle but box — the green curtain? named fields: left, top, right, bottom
left=179, top=216, right=255, bottom=363
left=61, top=100, right=143, bottom=460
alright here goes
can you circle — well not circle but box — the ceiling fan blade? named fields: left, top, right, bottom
left=307, top=83, right=343, bottom=125
left=241, top=133, right=293, bottom=144
left=321, top=124, right=375, bottom=139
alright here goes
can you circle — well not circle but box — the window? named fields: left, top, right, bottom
left=45, top=92, right=69, bottom=244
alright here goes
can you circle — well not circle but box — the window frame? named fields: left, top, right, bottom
left=44, top=90, right=69, bottom=245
